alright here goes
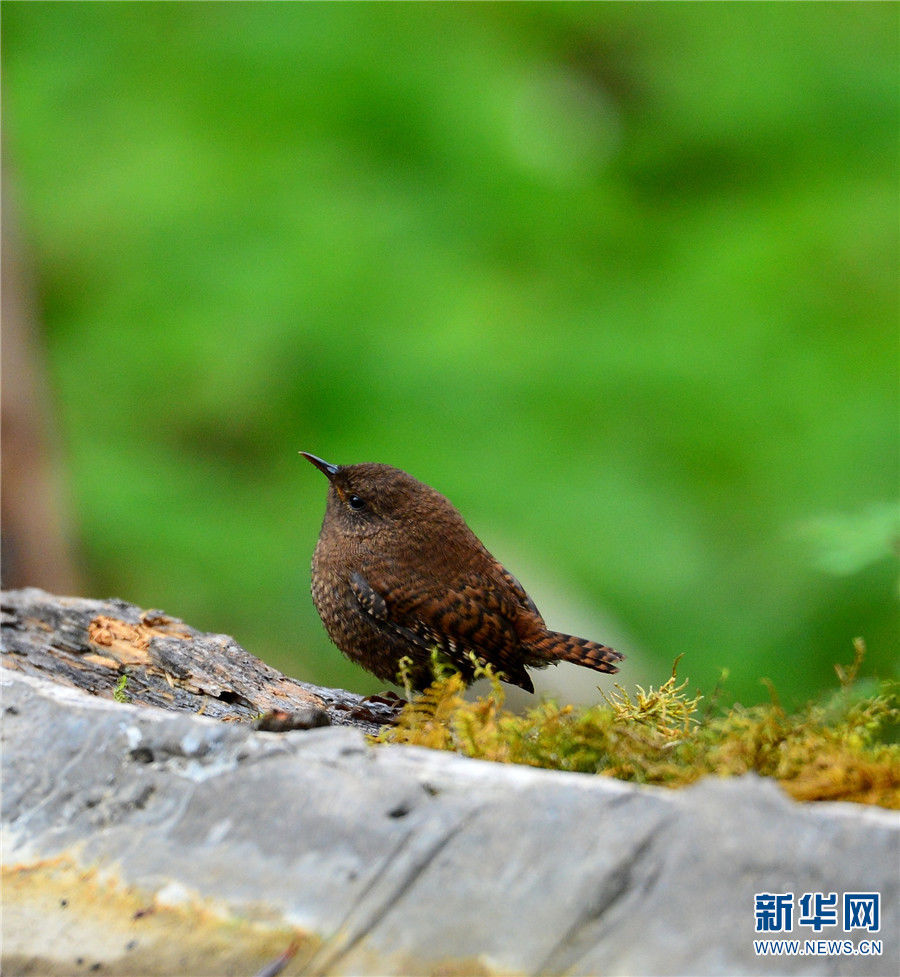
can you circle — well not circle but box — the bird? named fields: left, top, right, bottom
left=301, top=452, right=623, bottom=693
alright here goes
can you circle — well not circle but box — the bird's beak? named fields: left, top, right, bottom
left=300, top=452, right=340, bottom=480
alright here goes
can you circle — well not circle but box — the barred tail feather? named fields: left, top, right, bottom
left=534, top=630, right=623, bottom=674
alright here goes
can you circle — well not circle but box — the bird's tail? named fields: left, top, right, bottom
left=531, top=630, right=623, bottom=674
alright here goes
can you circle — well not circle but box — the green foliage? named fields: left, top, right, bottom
left=113, top=672, right=130, bottom=704
left=374, top=642, right=900, bottom=808
left=2, top=3, right=896, bottom=703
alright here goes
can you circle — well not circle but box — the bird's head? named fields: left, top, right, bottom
left=301, top=452, right=468, bottom=547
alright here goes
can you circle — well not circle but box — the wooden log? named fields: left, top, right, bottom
left=1, top=587, right=402, bottom=733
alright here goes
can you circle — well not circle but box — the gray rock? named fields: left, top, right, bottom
left=2, top=667, right=897, bottom=976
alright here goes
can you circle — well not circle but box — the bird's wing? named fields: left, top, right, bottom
left=493, top=562, right=543, bottom=620
left=349, top=570, right=535, bottom=691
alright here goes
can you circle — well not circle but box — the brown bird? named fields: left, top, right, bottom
left=301, top=453, right=623, bottom=693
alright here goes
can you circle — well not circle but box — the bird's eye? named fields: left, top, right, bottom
left=348, top=494, right=366, bottom=511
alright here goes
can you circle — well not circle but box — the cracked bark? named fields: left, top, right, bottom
left=1, top=587, right=401, bottom=733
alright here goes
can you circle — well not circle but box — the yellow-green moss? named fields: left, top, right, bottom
left=373, top=642, right=900, bottom=809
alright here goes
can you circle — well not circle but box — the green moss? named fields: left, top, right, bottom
left=373, top=641, right=900, bottom=809
left=113, top=672, right=130, bottom=704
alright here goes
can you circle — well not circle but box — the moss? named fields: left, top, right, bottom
left=373, top=641, right=899, bottom=809
left=113, top=672, right=130, bottom=703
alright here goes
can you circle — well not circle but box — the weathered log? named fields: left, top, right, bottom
left=1, top=587, right=402, bottom=733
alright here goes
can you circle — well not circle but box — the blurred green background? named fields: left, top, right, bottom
left=2, top=1, right=897, bottom=706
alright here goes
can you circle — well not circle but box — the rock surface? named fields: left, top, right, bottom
left=2, top=592, right=898, bottom=976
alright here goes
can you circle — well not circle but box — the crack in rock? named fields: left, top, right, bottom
left=304, top=805, right=482, bottom=976
left=534, top=816, right=670, bottom=976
